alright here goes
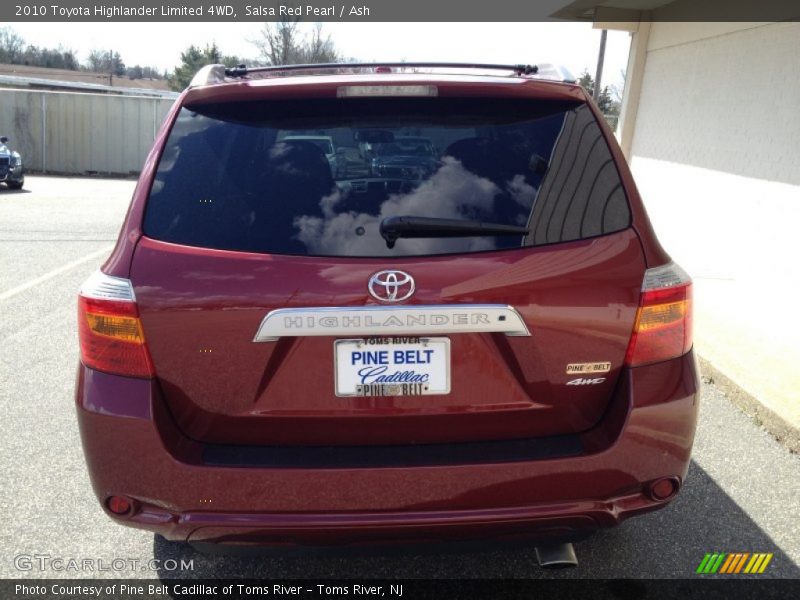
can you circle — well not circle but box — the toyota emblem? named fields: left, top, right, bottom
left=368, top=270, right=415, bottom=303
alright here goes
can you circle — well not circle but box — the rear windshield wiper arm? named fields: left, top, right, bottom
left=379, top=216, right=529, bottom=249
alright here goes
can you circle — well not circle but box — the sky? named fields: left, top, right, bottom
left=10, top=22, right=630, bottom=90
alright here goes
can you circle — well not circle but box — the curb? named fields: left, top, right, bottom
left=698, top=356, right=799, bottom=454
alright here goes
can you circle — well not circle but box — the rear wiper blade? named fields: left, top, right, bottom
left=379, top=216, right=528, bottom=249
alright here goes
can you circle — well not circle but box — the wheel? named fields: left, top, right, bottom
left=7, top=179, right=23, bottom=190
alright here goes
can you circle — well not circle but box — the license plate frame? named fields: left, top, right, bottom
left=334, top=337, right=451, bottom=397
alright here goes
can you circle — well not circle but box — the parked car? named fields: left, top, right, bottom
left=76, top=63, right=697, bottom=563
left=280, top=134, right=347, bottom=178
left=370, top=140, right=439, bottom=179
left=0, top=136, right=24, bottom=190
left=355, top=128, right=394, bottom=161
left=395, top=136, right=436, bottom=154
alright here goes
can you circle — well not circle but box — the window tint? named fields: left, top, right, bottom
left=143, top=98, right=630, bottom=257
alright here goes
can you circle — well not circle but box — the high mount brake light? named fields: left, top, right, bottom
left=78, top=271, right=154, bottom=378
left=625, top=262, right=693, bottom=367
left=336, top=85, right=438, bottom=98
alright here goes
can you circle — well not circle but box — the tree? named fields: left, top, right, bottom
left=140, top=66, right=163, bottom=80
left=252, top=19, right=338, bottom=66
left=36, top=46, right=78, bottom=70
left=0, top=26, right=78, bottom=70
left=85, top=49, right=105, bottom=72
left=124, top=64, right=166, bottom=80
left=127, top=64, right=144, bottom=79
left=577, top=70, right=595, bottom=96
left=577, top=69, right=619, bottom=116
left=577, top=69, right=621, bottom=131
left=301, top=23, right=338, bottom=64
left=596, top=87, right=616, bottom=115
left=0, top=26, right=24, bottom=64
left=609, top=69, right=626, bottom=104
left=168, top=43, right=244, bottom=91
left=85, top=49, right=125, bottom=76
left=112, top=52, right=125, bottom=76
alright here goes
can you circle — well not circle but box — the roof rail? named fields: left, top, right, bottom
left=223, top=62, right=540, bottom=78
left=189, top=64, right=227, bottom=88
left=189, top=62, right=577, bottom=89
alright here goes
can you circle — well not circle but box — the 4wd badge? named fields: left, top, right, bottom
left=567, top=377, right=606, bottom=386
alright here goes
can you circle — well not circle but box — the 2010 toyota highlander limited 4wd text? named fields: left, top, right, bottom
left=75, top=63, right=698, bottom=557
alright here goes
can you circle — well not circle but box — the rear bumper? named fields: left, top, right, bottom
left=75, top=351, right=699, bottom=546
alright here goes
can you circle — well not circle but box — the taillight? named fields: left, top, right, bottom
left=78, top=271, right=154, bottom=378
left=625, top=262, right=693, bottom=367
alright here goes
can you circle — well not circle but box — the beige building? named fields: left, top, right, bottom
left=556, top=0, right=800, bottom=444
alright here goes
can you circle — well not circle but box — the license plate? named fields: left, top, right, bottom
left=334, top=337, right=451, bottom=397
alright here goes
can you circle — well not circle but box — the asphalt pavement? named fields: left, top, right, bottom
left=1, top=176, right=798, bottom=581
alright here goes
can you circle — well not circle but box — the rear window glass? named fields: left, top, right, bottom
left=143, top=97, right=630, bottom=257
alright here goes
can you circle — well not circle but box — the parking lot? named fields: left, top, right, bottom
left=1, top=176, right=799, bottom=580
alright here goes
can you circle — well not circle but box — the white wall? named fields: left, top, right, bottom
left=0, top=89, right=175, bottom=175
left=627, top=21, right=800, bottom=424
left=632, top=22, right=800, bottom=185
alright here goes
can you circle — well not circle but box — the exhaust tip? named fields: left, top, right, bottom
left=535, top=543, right=578, bottom=569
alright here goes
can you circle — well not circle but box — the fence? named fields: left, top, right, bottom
left=0, top=88, right=176, bottom=176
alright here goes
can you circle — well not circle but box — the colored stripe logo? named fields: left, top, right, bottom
left=696, top=552, right=773, bottom=574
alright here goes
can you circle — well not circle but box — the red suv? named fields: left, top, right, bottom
left=76, top=63, right=698, bottom=560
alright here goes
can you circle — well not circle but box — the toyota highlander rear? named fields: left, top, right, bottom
left=75, top=64, right=699, bottom=551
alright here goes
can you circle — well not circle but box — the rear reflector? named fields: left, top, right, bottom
left=106, top=495, right=132, bottom=516
left=625, top=262, right=693, bottom=367
left=78, top=271, right=154, bottom=378
left=648, top=477, right=680, bottom=501
left=337, top=85, right=438, bottom=98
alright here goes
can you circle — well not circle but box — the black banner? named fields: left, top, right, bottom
left=2, top=0, right=799, bottom=23
left=4, top=579, right=800, bottom=600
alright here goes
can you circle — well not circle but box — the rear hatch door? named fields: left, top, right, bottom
left=131, top=91, right=643, bottom=445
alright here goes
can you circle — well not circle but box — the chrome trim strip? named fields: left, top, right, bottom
left=253, top=304, right=530, bottom=342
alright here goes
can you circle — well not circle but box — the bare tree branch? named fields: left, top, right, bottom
left=251, top=19, right=339, bottom=66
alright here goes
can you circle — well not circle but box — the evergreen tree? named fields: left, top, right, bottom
left=168, top=44, right=244, bottom=91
